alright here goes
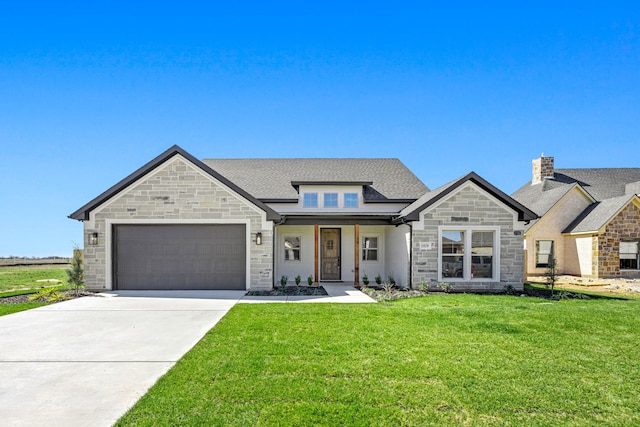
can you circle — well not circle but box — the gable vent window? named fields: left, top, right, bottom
left=344, top=193, right=358, bottom=208
left=620, top=240, right=639, bottom=270
left=303, top=193, right=318, bottom=208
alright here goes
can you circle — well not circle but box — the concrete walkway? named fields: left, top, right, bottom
left=0, top=285, right=373, bottom=426
left=0, top=290, right=245, bottom=427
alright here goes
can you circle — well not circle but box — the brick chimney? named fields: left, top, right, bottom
left=532, top=154, right=554, bottom=184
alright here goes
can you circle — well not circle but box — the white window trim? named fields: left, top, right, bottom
left=361, top=234, right=381, bottom=263
left=283, top=235, right=302, bottom=262
left=620, top=239, right=640, bottom=270
left=303, top=193, right=318, bottom=208
left=437, top=226, right=500, bottom=282
left=535, top=239, right=554, bottom=268
left=344, top=193, right=359, bottom=208
left=323, top=192, right=338, bottom=208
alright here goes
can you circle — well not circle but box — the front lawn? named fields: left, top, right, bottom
left=0, top=265, right=68, bottom=292
left=117, top=295, right=640, bottom=426
left=0, top=302, right=47, bottom=316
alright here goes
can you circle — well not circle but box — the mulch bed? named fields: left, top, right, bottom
left=0, top=290, right=94, bottom=304
left=247, top=285, right=328, bottom=296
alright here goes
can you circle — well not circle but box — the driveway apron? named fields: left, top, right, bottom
left=0, top=290, right=244, bottom=427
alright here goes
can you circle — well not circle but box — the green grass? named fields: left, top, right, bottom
left=117, top=295, right=640, bottom=426
left=0, top=265, right=68, bottom=292
left=0, top=301, right=47, bottom=316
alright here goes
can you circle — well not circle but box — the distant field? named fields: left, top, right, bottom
left=0, top=258, right=71, bottom=267
left=0, top=265, right=69, bottom=292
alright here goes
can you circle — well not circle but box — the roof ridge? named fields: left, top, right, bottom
left=204, top=157, right=402, bottom=161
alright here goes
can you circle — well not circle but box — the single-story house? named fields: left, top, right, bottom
left=69, top=145, right=536, bottom=292
left=512, top=155, right=640, bottom=278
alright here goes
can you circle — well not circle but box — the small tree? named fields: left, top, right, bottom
left=544, top=258, right=559, bottom=297
left=66, top=246, right=84, bottom=296
left=280, top=275, right=288, bottom=288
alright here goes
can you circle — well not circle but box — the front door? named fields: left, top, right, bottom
left=321, top=228, right=341, bottom=280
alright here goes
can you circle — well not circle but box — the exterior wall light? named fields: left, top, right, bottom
left=88, top=232, right=99, bottom=246
left=256, top=232, right=263, bottom=245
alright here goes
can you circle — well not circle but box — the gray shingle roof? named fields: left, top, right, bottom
left=553, top=168, right=640, bottom=200
left=203, top=158, right=429, bottom=201
left=512, top=168, right=640, bottom=214
left=511, top=181, right=579, bottom=218
left=512, top=167, right=640, bottom=234
left=563, top=194, right=637, bottom=233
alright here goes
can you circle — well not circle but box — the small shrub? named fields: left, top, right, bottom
left=438, top=282, right=453, bottom=293
left=382, top=282, right=395, bottom=293
left=387, top=275, right=396, bottom=286
left=544, top=258, right=559, bottom=297
left=375, top=274, right=382, bottom=285
left=294, top=275, right=301, bottom=286
left=362, top=273, right=369, bottom=286
left=29, top=288, right=65, bottom=303
left=66, top=246, right=84, bottom=296
left=280, top=275, right=288, bottom=288
left=504, top=284, right=518, bottom=295
left=307, top=275, right=314, bottom=286
left=418, top=281, right=431, bottom=292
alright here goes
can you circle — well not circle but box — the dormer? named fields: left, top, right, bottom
left=292, top=181, right=373, bottom=210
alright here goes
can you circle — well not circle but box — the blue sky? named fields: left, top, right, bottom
left=1, top=2, right=638, bottom=257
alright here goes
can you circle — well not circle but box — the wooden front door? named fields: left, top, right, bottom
left=321, top=228, right=341, bottom=280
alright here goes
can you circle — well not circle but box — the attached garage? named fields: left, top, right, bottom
left=113, top=224, right=246, bottom=290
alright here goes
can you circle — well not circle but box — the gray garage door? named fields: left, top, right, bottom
left=114, top=224, right=246, bottom=290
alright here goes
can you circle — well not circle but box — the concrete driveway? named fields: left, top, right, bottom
left=0, top=290, right=245, bottom=427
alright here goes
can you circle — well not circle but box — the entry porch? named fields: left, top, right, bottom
left=274, top=223, right=411, bottom=287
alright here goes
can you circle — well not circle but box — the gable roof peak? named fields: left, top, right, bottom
left=69, top=145, right=281, bottom=222
left=398, top=171, right=536, bottom=223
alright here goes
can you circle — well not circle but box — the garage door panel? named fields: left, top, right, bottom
left=114, top=224, right=246, bottom=290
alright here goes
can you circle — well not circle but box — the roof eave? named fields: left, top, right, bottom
left=398, top=172, right=538, bottom=223
left=68, top=145, right=282, bottom=222
left=290, top=180, right=374, bottom=186
left=363, top=198, right=417, bottom=204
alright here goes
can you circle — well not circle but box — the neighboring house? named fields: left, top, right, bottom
left=69, top=145, right=536, bottom=292
left=512, top=155, right=640, bottom=279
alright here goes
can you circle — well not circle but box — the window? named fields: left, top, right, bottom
left=344, top=193, right=358, bottom=208
left=324, top=193, right=338, bottom=208
left=442, top=231, right=464, bottom=278
left=620, top=240, right=639, bottom=270
left=471, top=231, right=494, bottom=278
left=303, top=193, right=318, bottom=208
left=362, top=237, right=378, bottom=261
left=440, top=228, right=497, bottom=280
left=535, top=240, right=554, bottom=268
left=284, top=236, right=301, bottom=261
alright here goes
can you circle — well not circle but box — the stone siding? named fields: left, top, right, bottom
left=411, top=185, right=525, bottom=292
left=83, top=156, right=273, bottom=290
left=595, top=202, right=640, bottom=278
